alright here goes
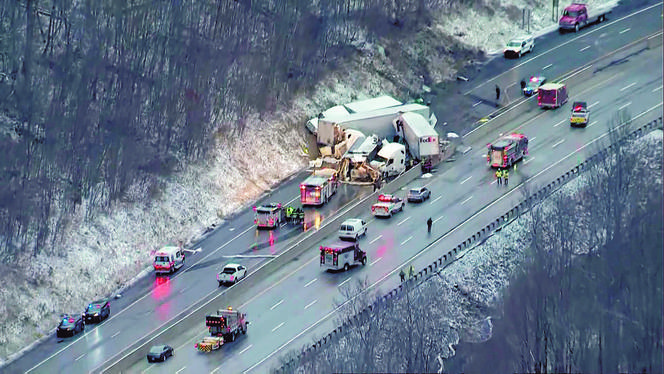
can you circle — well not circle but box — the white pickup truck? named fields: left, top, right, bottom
left=371, top=194, right=405, bottom=218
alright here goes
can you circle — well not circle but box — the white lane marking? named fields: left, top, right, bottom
left=524, top=157, right=535, bottom=165
left=552, top=139, right=566, bottom=148
left=370, top=257, right=382, bottom=266
left=653, top=85, right=663, bottom=92
left=588, top=101, right=600, bottom=108
left=460, top=176, right=472, bottom=184
left=270, top=300, right=283, bottom=310
left=620, top=82, right=636, bottom=91
left=141, top=367, right=154, bottom=374
left=491, top=180, right=497, bottom=185
left=272, top=322, right=284, bottom=332
left=587, top=121, right=599, bottom=128
left=397, top=216, right=411, bottom=226
left=304, top=300, right=318, bottom=309
left=176, top=368, right=186, bottom=374
left=240, top=344, right=253, bottom=354
left=461, top=196, right=473, bottom=205
left=338, top=277, right=352, bottom=288
left=229, top=227, right=235, bottom=231
left=369, top=235, right=383, bottom=244
left=400, top=236, right=413, bottom=245
left=530, top=136, right=536, bottom=142
left=579, top=46, right=591, bottom=52
left=304, top=278, right=317, bottom=288
left=472, top=101, right=482, bottom=107
left=542, top=63, right=552, bottom=70
left=554, top=119, right=566, bottom=127
left=111, top=331, right=121, bottom=338
left=433, top=215, right=445, bottom=223
left=432, top=196, right=442, bottom=203
left=619, top=27, right=631, bottom=34
left=241, top=101, right=664, bottom=374
left=75, top=353, right=86, bottom=361
left=458, top=2, right=659, bottom=96
left=618, top=102, right=632, bottom=111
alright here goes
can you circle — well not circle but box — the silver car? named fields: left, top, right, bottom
left=407, top=187, right=431, bottom=203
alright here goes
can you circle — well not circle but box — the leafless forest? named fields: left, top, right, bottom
left=275, top=123, right=663, bottom=373
left=0, top=0, right=453, bottom=263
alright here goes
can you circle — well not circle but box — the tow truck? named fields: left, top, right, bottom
left=195, top=307, right=248, bottom=352
left=570, top=101, right=590, bottom=127
left=371, top=194, right=405, bottom=218
left=487, top=133, right=529, bottom=168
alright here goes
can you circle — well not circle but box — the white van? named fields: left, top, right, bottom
left=153, top=246, right=186, bottom=275
left=338, top=218, right=367, bottom=241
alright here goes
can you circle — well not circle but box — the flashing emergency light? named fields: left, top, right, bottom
left=574, top=105, right=584, bottom=111
left=253, top=206, right=257, bottom=211
left=378, top=194, right=392, bottom=202
left=227, top=306, right=233, bottom=311
left=530, top=76, right=538, bottom=82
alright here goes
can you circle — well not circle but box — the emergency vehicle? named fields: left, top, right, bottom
left=487, top=133, right=529, bottom=168
left=195, top=307, right=248, bottom=352
left=570, top=101, right=590, bottom=127
left=537, top=82, right=568, bottom=109
left=300, top=169, right=338, bottom=206
left=371, top=194, right=405, bottom=218
left=253, top=203, right=284, bottom=229
left=320, top=241, right=367, bottom=272
left=153, top=246, right=185, bottom=275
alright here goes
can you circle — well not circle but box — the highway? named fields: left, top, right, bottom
left=3, top=2, right=661, bottom=374
left=120, top=37, right=663, bottom=374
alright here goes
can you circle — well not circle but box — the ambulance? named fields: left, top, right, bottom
left=153, top=246, right=186, bottom=275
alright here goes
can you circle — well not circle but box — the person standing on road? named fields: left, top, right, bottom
left=495, top=169, right=502, bottom=185
left=427, top=217, right=433, bottom=233
left=399, top=268, right=406, bottom=282
left=495, top=84, right=501, bottom=105
left=504, top=169, right=510, bottom=187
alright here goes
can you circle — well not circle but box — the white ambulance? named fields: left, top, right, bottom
left=153, top=246, right=186, bottom=275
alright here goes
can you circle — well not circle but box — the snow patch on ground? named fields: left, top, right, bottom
left=0, top=0, right=621, bottom=365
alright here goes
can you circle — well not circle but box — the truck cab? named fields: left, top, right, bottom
left=370, top=142, right=406, bottom=178
left=487, top=133, right=529, bottom=168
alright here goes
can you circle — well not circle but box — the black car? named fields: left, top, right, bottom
left=84, top=299, right=110, bottom=323
left=147, top=345, right=174, bottom=362
left=407, top=187, right=431, bottom=203
left=522, top=75, right=547, bottom=96
left=56, top=314, right=85, bottom=338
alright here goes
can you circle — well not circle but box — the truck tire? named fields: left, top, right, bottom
left=574, top=23, right=579, bottom=32
left=344, top=263, right=350, bottom=272
left=361, top=256, right=367, bottom=266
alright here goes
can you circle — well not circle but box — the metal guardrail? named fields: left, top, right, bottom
left=273, top=115, right=663, bottom=373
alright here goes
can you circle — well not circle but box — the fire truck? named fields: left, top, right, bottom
left=320, top=241, right=367, bottom=272
left=254, top=203, right=304, bottom=228
left=300, top=168, right=338, bottom=206
left=487, top=133, right=529, bottom=168
left=195, top=307, right=248, bottom=352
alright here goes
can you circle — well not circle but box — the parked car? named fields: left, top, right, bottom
left=523, top=75, right=547, bottom=96
left=407, top=187, right=431, bottom=202
left=503, top=35, right=535, bottom=58
left=146, top=345, right=174, bottom=363
left=338, top=218, right=368, bottom=241
left=56, top=314, right=85, bottom=338
left=217, top=263, right=248, bottom=286
left=84, top=299, right=110, bottom=323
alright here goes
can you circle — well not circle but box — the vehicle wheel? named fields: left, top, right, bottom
left=218, top=281, right=222, bottom=287
left=574, top=23, right=579, bottom=32
left=160, top=354, right=164, bottom=362
left=229, top=332, right=236, bottom=342
left=361, top=257, right=367, bottom=266
left=344, top=263, right=350, bottom=272
left=242, top=325, right=247, bottom=334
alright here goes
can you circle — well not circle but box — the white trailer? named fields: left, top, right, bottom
left=394, top=112, right=440, bottom=160
left=306, top=96, right=402, bottom=137
left=317, top=103, right=432, bottom=146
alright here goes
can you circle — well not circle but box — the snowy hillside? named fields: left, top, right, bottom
left=0, top=0, right=617, bottom=365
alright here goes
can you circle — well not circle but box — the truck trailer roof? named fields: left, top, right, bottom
left=396, top=112, right=438, bottom=138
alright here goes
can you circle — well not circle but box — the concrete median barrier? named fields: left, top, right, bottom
left=98, top=162, right=424, bottom=373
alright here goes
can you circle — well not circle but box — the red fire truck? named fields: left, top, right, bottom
left=487, top=133, right=529, bottom=168
left=300, top=168, right=338, bottom=206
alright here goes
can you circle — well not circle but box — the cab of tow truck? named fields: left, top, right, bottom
left=570, top=101, right=590, bottom=127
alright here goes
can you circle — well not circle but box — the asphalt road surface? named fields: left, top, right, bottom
left=4, top=2, right=661, bottom=374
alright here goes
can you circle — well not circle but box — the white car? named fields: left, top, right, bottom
left=217, top=263, right=247, bottom=286
left=503, top=35, right=535, bottom=58
left=339, top=218, right=367, bottom=241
